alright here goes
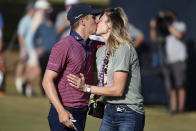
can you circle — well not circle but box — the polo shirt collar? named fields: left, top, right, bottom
left=70, top=30, right=90, bottom=47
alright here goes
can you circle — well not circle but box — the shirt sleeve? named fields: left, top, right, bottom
left=113, top=44, right=131, bottom=72
left=47, top=40, right=69, bottom=73
left=172, top=21, right=186, bottom=33
left=55, top=11, right=68, bottom=28
left=128, top=23, right=142, bottom=39
left=17, top=17, right=27, bottom=36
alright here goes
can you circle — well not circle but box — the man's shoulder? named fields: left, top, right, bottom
left=19, top=15, right=29, bottom=24
left=173, top=21, right=185, bottom=27
left=172, top=21, right=186, bottom=32
left=56, top=11, right=67, bottom=21
left=61, top=35, right=74, bottom=42
left=23, top=15, right=31, bottom=21
left=57, top=11, right=67, bottom=17
left=54, top=36, right=74, bottom=47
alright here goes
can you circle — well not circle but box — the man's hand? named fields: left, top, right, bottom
left=37, top=48, right=44, bottom=57
left=58, top=109, right=75, bottom=129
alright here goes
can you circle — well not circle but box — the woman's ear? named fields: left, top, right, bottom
left=107, top=23, right=112, bottom=32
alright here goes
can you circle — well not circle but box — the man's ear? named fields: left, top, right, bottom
left=79, top=18, right=86, bottom=26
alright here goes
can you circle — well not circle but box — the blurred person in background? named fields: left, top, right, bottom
left=42, top=3, right=103, bottom=131
left=150, top=9, right=187, bottom=113
left=33, top=8, right=59, bottom=96
left=16, top=3, right=35, bottom=95
left=0, top=12, right=3, bottom=51
left=32, top=0, right=50, bottom=33
left=0, top=12, right=6, bottom=98
left=67, top=8, right=145, bottom=131
left=16, top=2, right=40, bottom=97
left=55, top=0, right=78, bottom=39
left=128, top=23, right=145, bottom=48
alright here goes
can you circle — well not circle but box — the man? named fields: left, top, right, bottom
left=16, top=3, right=40, bottom=97
left=33, top=9, right=59, bottom=96
left=32, top=0, right=50, bottom=33
left=55, top=0, right=79, bottom=38
left=42, top=3, right=102, bottom=131
left=128, top=23, right=144, bottom=48
left=150, top=10, right=187, bottom=113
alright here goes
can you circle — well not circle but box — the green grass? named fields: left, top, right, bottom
left=1, top=95, right=196, bottom=131
left=0, top=95, right=101, bottom=131
left=0, top=96, right=50, bottom=131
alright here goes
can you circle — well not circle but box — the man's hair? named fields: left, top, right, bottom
left=104, top=8, right=131, bottom=53
left=70, top=15, right=89, bottom=30
left=71, top=20, right=79, bottom=30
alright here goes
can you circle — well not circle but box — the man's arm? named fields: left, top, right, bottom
left=18, top=35, right=27, bottom=56
left=128, top=23, right=144, bottom=48
left=134, top=33, right=144, bottom=48
left=18, top=34, right=28, bottom=61
left=42, top=69, right=74, bottom=128
left=56, top=23, right=69, bottom=35
left=168, top=25, right=184, bottom=39
left=150, top=19, right=158, bottom=42
left=55, top=12, right=70, bottom=35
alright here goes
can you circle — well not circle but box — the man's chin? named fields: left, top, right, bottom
left=95, top=32, right=100, bottom=36
left=90, top=32, right=100, bottom=36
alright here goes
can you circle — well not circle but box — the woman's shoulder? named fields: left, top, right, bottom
left=97, top=45, right=106, bottom=54
left=113, top=43, right=138, bottom=59
left=117, top=43, right=134, bottom=52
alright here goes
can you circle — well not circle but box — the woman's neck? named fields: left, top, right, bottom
left=102, top=33, right=110, bottom=46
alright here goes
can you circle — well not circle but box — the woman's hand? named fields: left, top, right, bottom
left=67, top=73, right=86, bottom=92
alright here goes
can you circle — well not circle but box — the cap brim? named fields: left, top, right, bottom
left=91, top=9, right=103, bottom=15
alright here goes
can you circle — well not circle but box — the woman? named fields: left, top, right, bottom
left=67, top=8, right=145, bottom=131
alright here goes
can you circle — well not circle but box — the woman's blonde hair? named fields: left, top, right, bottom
left=104, top=8, right=131, bottom=53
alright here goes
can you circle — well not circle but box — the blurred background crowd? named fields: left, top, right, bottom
left=0, top=0, right=196, bottom=130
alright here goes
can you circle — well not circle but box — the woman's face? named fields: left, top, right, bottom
left=96, top=13, right=111, bottom=36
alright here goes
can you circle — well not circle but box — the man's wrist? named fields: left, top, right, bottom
left=55, top=104, right=67, bottom=114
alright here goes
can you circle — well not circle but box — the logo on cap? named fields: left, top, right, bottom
left=75, top=14, right=83, bottom=19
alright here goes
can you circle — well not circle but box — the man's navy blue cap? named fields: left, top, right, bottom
left=67, top=3, right=103, bottom=25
